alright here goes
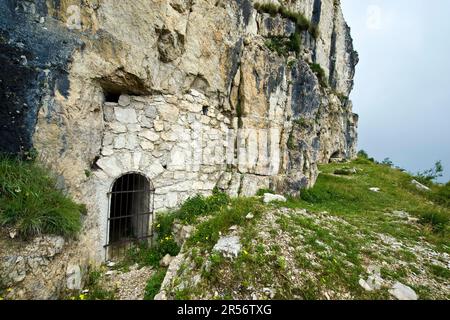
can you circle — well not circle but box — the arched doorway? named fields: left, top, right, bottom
left=106, top=173, right=155, bottom=258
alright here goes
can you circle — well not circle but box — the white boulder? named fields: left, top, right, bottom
left=389, top=282, right=418, bottom=300
left=213, top=236, right=241, bottom=259
left=263, top=193, right=287, bottom=204
left=411, top=180, right=431, bottom=191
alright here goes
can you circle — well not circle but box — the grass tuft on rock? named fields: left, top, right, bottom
left=0, top=155, right=84, bottom=238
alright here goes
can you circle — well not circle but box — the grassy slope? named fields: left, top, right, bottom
left=163, top=159, right=450, bottom=300
left=287, top=158, right=449, bottom=248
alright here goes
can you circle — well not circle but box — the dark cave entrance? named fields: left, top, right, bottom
left=106, top=173, right=155, bottom=258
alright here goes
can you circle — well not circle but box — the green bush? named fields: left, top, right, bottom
left=264, top=37, right=289, bottom=56
left=144, top=269, right=167, bottom=300
left=0, top=155, right=84, bottom=238
left=289, top=32, right=301, bottom=53
left=287, top=131, right=296, bottom=150
left=309, top=63, right=328, bottom=87
left=414, top=161, right=444, bottom=184
left=293, top=118, right=311, bottom=128
left=419, top=211, right=449, bottom=233
left=357, top=150, right=369, bottom=159
left=66, top=266, right=115, bottom=300
left=177, top=188, right=230, bottom=224
left=431, top=182, right=450, bottom=207
left=429, top=264, right=450, bottom=279
left=356, top=150, right=375, bottom=163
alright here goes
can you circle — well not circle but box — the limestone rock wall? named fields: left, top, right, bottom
left=1, top=0, right=358, bottom=269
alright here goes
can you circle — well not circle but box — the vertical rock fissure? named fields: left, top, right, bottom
left=328, top=4, right=339, bottom=90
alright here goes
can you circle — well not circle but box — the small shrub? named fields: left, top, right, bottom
left=287, top=131, right=296, bottom=150
left=86, top=267, right=102, bottom=287
left=356, top=150, right=375, bottom=163
left=177, top=188, right=230, bottom=224
left=287, top=59, right=297, bottom=68
left=429, top=264, right=450, bottom=279
left=382, top=158, right=394, bottom=167
left=293, top=118, right=311, bottom=128
left=0, top=155, right=83, bottom=238
left=265, top=37, right=289, bottom=57
left=308, top=23, right=320, bottom=39
left=73, top=266, right=115, bottom=300
left=309, top=63, right=328, bottom=87
left=144, top=269, right=167, bottom=300
left=414, top=161, right=444, bottom=184
left=430, top=182, right=450, bottom=208
left=277, top=256, right=287, bottom=269
left=288, top=32, right=301, bottom=53
left=357, top=150, right=369, bottom=159
left=419, top=211, right=449, bottom=233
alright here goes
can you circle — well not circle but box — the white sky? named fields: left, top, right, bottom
left=341, top=0, right=450, bottom=182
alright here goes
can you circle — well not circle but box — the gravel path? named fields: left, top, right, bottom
left=102, top=264, right=154, bottom=300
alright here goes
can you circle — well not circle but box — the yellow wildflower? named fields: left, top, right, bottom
left=6, top=288, right=12, bottom=292
left=79, top=294, right=86, bottom=300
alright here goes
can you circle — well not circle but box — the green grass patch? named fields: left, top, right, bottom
left=66, top=266, right=115, bottom=300
left=144, top=268, right=167, bottom=300
left=177, top=189, right=230, bottom=224
left=419, top=211, right=449, bottom=233
left=188, top=197, right=263, bottom=250
left=282, top=157, right=449, bottom=245
left=256, top=188, right=276, bottom=196
left=0, top=155, right=84, bottom=238
left=428, top=264, right=450, bottom=280
left=117, top=189, right=230, bottom=269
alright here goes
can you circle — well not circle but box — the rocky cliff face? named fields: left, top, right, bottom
left=1, top=0, right=358, bottom=265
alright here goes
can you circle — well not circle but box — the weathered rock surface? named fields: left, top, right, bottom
left=412, top=180, right=431, bottom=192
left=101, top=264, right=154, bottom=300
left=263, top=193, right=287, bottom=203
left=389, top=282, right=419, bottom=300
left=0, top=233, right=85, bottom=300
left=160, top=254, right=175, bottom=268
left=213, top=236, right=242, bottom=259
left=359, top=266, right=384, bottom=292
